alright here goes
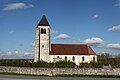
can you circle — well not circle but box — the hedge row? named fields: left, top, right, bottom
left=0, top=60, right=104, bottom=68
left=0, top=60, right=75, bottom=68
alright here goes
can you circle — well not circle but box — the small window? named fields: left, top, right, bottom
left=42, top=45, right=45, bottom=48
left=82, top=56, right=85, bottom=61
left=73, top=56, right=75, bottom=61
left=41, top=28, right=44, bottom=34
left=41, top=28, right=46, bottom=34
left=65, top=56, right=67, bottom=61
left=93, top=56, right=95, bottom=61
left=57, top=56, right=59, bottom=58
left=43, top=28, right=46, bottom=34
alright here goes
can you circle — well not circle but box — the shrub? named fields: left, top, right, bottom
left=79, top=61, right=102, bottom=68
left=32, top=61, right=49, bottom=67
left=54, top=60, right=75, bottom=68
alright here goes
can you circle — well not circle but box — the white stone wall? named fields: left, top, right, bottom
left=38, top=26, right=50, bottom=62
left=50, top=55, right=97, bottom=65
left=34, top=28, right=40, bottom=62
left=1, top=67, right=120, bottom=76
left=34, top=26, right=51, bottom=62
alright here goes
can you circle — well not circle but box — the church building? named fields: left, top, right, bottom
left=34, top=15, right=97, bottom=65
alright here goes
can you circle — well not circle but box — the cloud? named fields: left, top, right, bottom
left=115, top=0, right=120, bottom=8
left=54, top=34, right=70, bottom=40
left=9, top=30, right=14, bottom=34
left=0, top=51, right=34, bottom=59
left=92, top=14, right=99, bottom=19
left=51, top=30, right=59, bottom=34
left=6, top=51, right=12, bottom=56
left=108, top=25, right=120, bottom=31
left=83, top=37, right=104, bottom=46
left=3, top=2, right=34, bottom=11
left=106, top=43, right=120, bottom=49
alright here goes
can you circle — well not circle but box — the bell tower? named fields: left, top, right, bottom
left=34, top=15, right=51, bottom=62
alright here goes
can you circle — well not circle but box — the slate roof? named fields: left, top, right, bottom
left=37, top=15, right=50, bottom=26
left=50, top=44, right=96, bottom=55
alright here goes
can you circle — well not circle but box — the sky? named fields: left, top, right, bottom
left=0, top=0, right=120, bottom=59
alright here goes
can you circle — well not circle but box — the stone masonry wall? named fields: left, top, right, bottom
left=0, top=66, right=120, bottom=76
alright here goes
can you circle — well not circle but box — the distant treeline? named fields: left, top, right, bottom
left=0, top=53, right=120, bottom=68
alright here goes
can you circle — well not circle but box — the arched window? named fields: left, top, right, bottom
left=93, top=56, right=95, bottom=61
left=41, top=28, right=44, bottom=34
left=42, top=45, right=45, bottom=48
left=43, top=28, right=46, bottom=34
left=57, top=56, right=59, bottom=58
left=65, top=56, right=67, bottom=61
left=82, top=56, right=85, bottom=61
left=73, top=56, right=75, bottom=61
left=41, top=28, right=46, bottom=34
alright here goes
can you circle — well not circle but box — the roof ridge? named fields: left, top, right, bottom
left=52, top=44, right=88, bottom=45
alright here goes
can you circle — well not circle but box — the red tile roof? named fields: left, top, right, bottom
left=50, top=44, right=96, bottom=55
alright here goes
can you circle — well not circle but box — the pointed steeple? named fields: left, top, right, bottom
left=38, top=15, right=50, bottom=26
